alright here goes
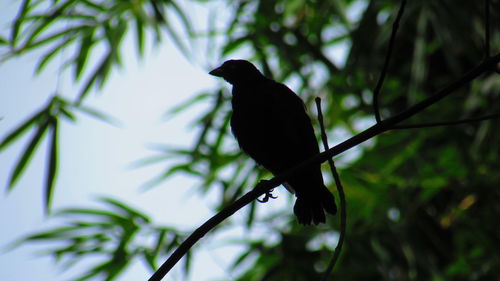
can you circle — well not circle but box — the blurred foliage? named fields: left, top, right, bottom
left=9, top=197, right=187, bottom=281
left=2, top=0, right=500, bottom=280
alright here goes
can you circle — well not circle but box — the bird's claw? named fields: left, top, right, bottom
left=258, top=189, right=277, bottom=203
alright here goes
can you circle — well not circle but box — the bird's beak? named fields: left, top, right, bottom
left=209, top=66, right=224, bottom=77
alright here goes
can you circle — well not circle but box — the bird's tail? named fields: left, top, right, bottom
left=293, top=186, right=337, bottom=225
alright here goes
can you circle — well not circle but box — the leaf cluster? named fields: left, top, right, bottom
left=8, top=197, right=187, bottom=281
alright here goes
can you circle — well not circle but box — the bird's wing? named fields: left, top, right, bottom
left=268, top=81, right=320, bottom=159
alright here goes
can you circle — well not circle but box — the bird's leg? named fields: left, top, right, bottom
left=256, top=180, right=277, bottom=203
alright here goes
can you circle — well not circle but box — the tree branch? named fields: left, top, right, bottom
left=393, top=113, right=500, bottom=129
left=373, top=0, right=407, bottom=123
left=315, top=98, right=347, bottom=281
left=148, top=52, right=500, bottom=281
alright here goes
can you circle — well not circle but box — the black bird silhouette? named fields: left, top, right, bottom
left=209, top=59, right=337, bottom=225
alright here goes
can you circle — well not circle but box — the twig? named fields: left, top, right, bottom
left=315, top=98, right=347, bottom=281
left=484, top=0, right=491, bottom=59
left=373, top=0, right=407, bottom=123
left=148, top=52, right=500, bottom=281
left=393, top=113, right=500, bottom=129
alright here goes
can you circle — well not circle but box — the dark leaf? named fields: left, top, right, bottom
left=35, top=35, right=77, bottom=74
left=59, top=107, right=77, bottom=122
left=24, top=0, right=79, bottom=46
left=0, top=109, right=47, bottom=151
left=222, top=36, right=250, bottom=56
left=76, top=50, right=112, bottom=103
left=162, top=92, right=212, bottom=120
left=98, top=197, right=151, bottom=223
left=10, top=0, right=32, bottom=46
left=71, top=103, right=120, bottom=126
left=80, top=0, right=107, bottom=12
left=7, top=115, right=50, bottom=191
left=169, top=1, right=194, bottom=36
left=135, top=18, right=145, bottom=57
left=74, top=28, right=96, bottom=81
left=44, top=117, right=58, bottom=213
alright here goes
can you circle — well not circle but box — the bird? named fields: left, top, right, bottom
left=209, top=59, right=337, bottom=225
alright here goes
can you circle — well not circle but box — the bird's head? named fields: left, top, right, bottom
left=209, top=60, right=263, bottom=85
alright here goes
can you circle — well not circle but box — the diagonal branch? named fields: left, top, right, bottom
left=373, top=0, right=407, bottom=123
left=315, top=98, right=347, bottom=281
left=393, top=113, right=500, bottom=129
left=148, top=52, right=500, bottom=281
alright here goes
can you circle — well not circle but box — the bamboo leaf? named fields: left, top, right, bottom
left=150, top=1, right=165, bottom=24
left=98, top=197, right=151, bottom=223
left=163, top=18, right=190, bottom=59
left=10, top=0, right=32, bottom=46
left=74, top=28, right=96, bottom=81
left=169, top=1, right=194, bottom=36
left=80, top=0, right=107, bottom=12
left=59, top=107, right=77, bottom=122
left=135, top=18, right=145, bottom=57
left=44, top=117, right=58, bottom=214
left=35, top=35, right=77, bottom=74
left=24, top=0, right=79, bottom=46
left=56, top=208, right=128, bottom=223
left=0, top=109, right=47, bottom=151
left=162, top=93, right=212, bottom=120
left=152, top=229, right=167, bottom=258
left=76, top=50, right=112, bottom=103
left=222, top=36, right=250, bottom=56
left=71, top=103, right=120, bottom=126
left=7, top=115, right=50, bottom=191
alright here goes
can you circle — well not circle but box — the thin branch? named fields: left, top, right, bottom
left=484, top=0, right=491, bottom=59
left=393, top=113, right=500, bottom=129
left=315, top=98, right=347, bottom=281
left=373, top=0, right=407, bottom=123
left=148, top=52, right=500, bottom=281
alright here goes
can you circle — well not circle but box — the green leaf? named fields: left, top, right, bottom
left=0, top=109, right=47, bottom=151
left=149, top=1, right=165, bottom=24
left=222, top=36, right=250, bottom=56
left=35, top=35, right=77, bottom=74
left=0, top=36, right=7, bottom=45
left=162, top=93, right=212, bottom=120
left=7, top=115, right=50, bottom=191
left=74, top=28, right=96, bottom=81
left=76, top=50, right=112, bottom=103
left=44, top=117, right=58, bottom=214
left=56, top=208, right=129, bottom=224
left=59, top=107, right=77, bottom=122
left=22, top=24, right=92, bottom=56
left=135, top=18, right=145, bottom=57
left=72, top=103, right=120, bottom=126
left=24, top=0, right=79, bottom=47
left=98, top=197, right=151, bottom=223
left=163, top=17, right=191, bottom=59
left=169, top=0, right=194, bottom=36
left=10, top=0, right=32, bottom=47
left=152, top=229, right=167, bottom=258
left=80, top=0, right=107, bottom=12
